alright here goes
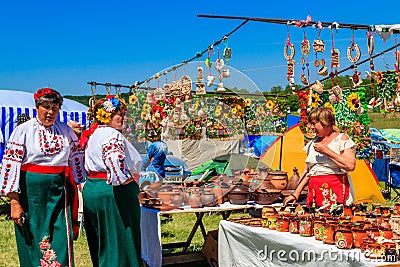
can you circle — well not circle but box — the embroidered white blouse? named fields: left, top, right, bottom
left=0, top=118, right=86, bottom=195
left=304, top=133, right=356, bottom=176
left=84, top=125, right=142, bottom=186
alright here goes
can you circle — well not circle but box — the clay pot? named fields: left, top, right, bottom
left=252, top=189, right=281, bottom=205
left=170, top=191, right=185, bottom=207
left=268, top=171, right=288, bottom=190
left=227, top=184, right=250, bottom=205
left=157, top=191, right=173, bottom=205
left=299, top=214, right=313, bottom=237
left=287, top=167, right=300, bottom=190
left=266, top=214, right=279, bottom=230
left=335, top=229, right=353, bottom=249
left=289, top=216, right=300, bottom=234
left=313, top=218, right=325, bottom=241
left=188, top=187, right=202, bottom=208
left=276, top=216, right=289, bottom=232
left=323, top=222, right=337, bottom=245
left=352, top=224, right=367, bottom=248
left=201, top=188, right=218, bottom=207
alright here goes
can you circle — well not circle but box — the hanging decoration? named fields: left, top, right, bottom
left=347, top=30, right=362, bottom=88
left=195, top=57, right=206, bottom=95
left=284, top=25, right=296, bottom=93
left=206, top=46, right=216, bottom=87
left=367, top=32, right=376, bottom=97
left=313, top=22, right=328, bottom=78
left=300, top=30, right=311, bottom=86
left=215, top=47, right=226, bottom=92
left=222, top=36, right=232, bottom=79
left=329, top=23, right=340, bottom=87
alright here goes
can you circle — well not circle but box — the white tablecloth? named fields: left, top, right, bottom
left=141, top=207, right=162, bottom=267
left=140, top=203, right=257, bottom=267
left=218, top=220, right=395, bottom=267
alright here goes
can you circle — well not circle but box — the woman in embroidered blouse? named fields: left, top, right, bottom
left=283, top=107, right=356, bottom=209
left=81, top=95, right=142, bottom=267
left=0, top=88, right=85, bottom=267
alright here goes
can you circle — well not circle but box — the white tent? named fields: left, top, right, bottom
left=0, top=90, right=89, bottom=159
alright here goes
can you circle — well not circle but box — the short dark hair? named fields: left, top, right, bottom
left=35, top=90, right=63, bottom=108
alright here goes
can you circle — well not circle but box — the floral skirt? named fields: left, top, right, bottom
left=16, top=171, right=74, bottom=267
left=306, top=174, right=349, bottom=209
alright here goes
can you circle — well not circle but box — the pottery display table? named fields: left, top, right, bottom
left=140, top=202, right=256, bottom=267
left=218, top=220, right=399, bottom=267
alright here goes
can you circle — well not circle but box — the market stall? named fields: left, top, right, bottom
left=218, top=220, right=395, bottom=267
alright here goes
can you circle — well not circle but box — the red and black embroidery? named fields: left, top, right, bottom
left=38, top=129, right=64, bottom=156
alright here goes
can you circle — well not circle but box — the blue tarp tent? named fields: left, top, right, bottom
left=244, top=114, right=300, bottom=157
left=0, top=90, right=89, bottom=160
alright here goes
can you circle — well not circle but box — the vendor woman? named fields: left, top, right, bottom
left=283, top=107, right=356, bottom=209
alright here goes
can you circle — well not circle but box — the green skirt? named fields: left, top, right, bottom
left=16, top=171, right=74, bottom=267
left=83, top=178, right=141, bottom=267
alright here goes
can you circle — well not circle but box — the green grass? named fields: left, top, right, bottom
left=369, top=111, right=400, bottom=129
left=0, top=211, right=247, bottom=266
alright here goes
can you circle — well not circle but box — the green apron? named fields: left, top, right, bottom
left=16, top=170, right=74, bottom=267
left=83, top=178, right=141, bottom=267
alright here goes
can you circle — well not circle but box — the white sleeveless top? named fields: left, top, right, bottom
left=304, top=133, right=355, bottom=176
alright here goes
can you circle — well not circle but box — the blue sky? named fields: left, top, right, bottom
left=0, top=0, right=399, bottom=96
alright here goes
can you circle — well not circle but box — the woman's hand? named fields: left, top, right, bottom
left=10, top=199, right=25, bottom=226
left=283, top=194, right=297, bottom=206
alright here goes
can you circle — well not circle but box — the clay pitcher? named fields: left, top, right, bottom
left=287, top=167, right=300, bottom=190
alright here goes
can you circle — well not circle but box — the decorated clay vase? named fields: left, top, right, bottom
left=299, top=214, right=313, bottom=237
left=276, top=216, right=289, bottom=232
left=335, top=229, right=353, bottom=249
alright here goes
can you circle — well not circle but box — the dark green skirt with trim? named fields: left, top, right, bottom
left=16, top=171, right=74, bottom=267
left=83, top=178, right=141, bottom=267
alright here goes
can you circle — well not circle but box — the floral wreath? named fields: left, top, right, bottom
left=34, top=88, right=58, bottom=101
left=94, top=95, right=126, bottom=124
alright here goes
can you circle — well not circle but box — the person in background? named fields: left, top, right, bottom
left=283, top=106, right=356, bottom=210
left=81, top=94, right=142, bottom=266
left=0, top=88, right=85, bottom=267
left=16, top=113, right=31, bottom=126
left=142, top=122, right=168, bottom=182
left=67, top=120, right=84, bottom=137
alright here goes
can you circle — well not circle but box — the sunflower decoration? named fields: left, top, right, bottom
left=129, top=94, right=138, bottom=105
left=310, top=93, right=323, bottom=109
left=256, top=105, right=265, bottom=115
left=231, top=107, right=237, bottom=114
left=96, top=109, right=111, bottom=123
left=324, top=102, right=336, bottom=114
left=347, top=92, right=360, bottom=111
left=142, top=103, right=151, bottom=113
left=215, top=109, right=221, bottom=117
left=265, top=100, right=275, bottom=110
left=244, top=98, right=252, bottom=107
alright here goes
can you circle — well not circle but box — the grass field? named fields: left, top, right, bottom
left=0, top=211, right=247, bottom=266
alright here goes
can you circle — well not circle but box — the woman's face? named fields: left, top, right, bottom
left=36, top=102, right=60, bottom=127
left=107, top=110, right=125, bottom=130
left=310, top=120, right=331, bottom=138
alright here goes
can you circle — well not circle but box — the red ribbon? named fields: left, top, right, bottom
left=79, top=122, right=99, bottom=149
